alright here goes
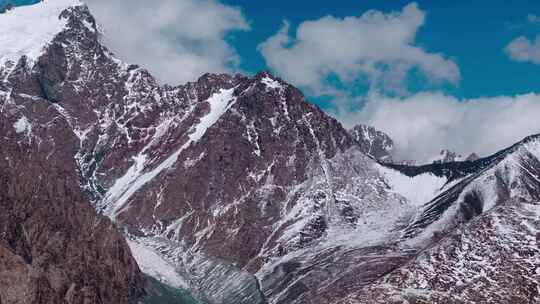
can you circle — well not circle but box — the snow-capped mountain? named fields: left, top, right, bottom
left=349, top=124, right=394, bottom=162
left=347, top=127, right=479, bottom=166
left=1, top=2, right=539, bottom=304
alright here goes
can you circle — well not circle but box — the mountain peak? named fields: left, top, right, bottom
left=254, top=70, right=278, bottom=80
left=255, top=71, right=286, bottom=91
left=465, top=152, right=480, bottom=161
left=349, top=124, right=394, bottom=162
left=0, top=0, right=83, bottom=68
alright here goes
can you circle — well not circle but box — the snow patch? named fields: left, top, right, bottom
left=127, top=239, right=188, bottom=289
left=261, top=76, right=282, bottom=90
left=246, top=120, right=261, bottom=157
left=190, top=88, right=236, bottom=141
left=377, top=164, right=447, bottom=207
left=13, top=115, right=31, bottom=134
left=0, top=0, right=81, bottom=67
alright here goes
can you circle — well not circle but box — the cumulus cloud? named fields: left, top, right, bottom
left=334, top=92, right=540, bottom=162
left=85, top=0, right=249, bottom=85
left=258, top=3, right=459, bottom=96
left=505, top=35, right=540, bottom=64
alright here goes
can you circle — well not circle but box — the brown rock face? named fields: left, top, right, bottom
left=0, top=5, right=145, bottom=304
left=0, top=97, right=145, bottom=303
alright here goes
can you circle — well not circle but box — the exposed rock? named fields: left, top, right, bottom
left=0, top=3, right=146, bottom=303
left=0, top=85, right=145, bottom=304
left=349, top=124, right=394, bottom=162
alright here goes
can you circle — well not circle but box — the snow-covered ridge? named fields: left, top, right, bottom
left=402, top=134, right=540, bottom=242
left=0, top=0, right=82, bottom=67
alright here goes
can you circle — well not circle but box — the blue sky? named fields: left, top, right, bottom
left=221, top=0, right=540, bottom=99
left=1, top=0, right=37, bottom=7
left=3, top=0, right=540, bottom=160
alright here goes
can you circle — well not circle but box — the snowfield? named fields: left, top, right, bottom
left=376, top=164, right=449, bottom=207
left=0, top=0, right=81, bottom=67
left=127, top=239, right=188, bottom=289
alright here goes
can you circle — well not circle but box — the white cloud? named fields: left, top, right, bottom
left=527, top=14, right=540, bottom=25
left=505, top=35, right=540, bottom=64
left=85, top=0, right=249, bottom=85
left=258, top=3, right=459, bottom=96
left=335, top=92, right=540, bottom=162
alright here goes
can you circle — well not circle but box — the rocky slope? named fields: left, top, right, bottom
left=0, top=100, right=146, bottom=304
left=341, top=134, right=540, bottom=303
left=2, top=1, right=540, bottom=304
left=0, top=1, right=146, bottom=303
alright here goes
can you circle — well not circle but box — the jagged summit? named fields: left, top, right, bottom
left=429, top=149, right=464, bottom=163
left=0, top=0, right=83, bottom=67
left=349, top=124, right=394, bottom=162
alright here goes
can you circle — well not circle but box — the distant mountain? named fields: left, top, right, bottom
left=349, top=124, right=394, bottom=162
left=429, top=149, right=480, bottom=164
left=348, top=127, right=481, bottom=166
left=1, top=1, right=539, bottom=304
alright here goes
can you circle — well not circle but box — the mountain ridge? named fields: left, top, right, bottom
left=1, top=2, right=540, bottom=304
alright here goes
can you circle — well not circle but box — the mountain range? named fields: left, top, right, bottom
left=0, top=1, right=539, bottom=304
